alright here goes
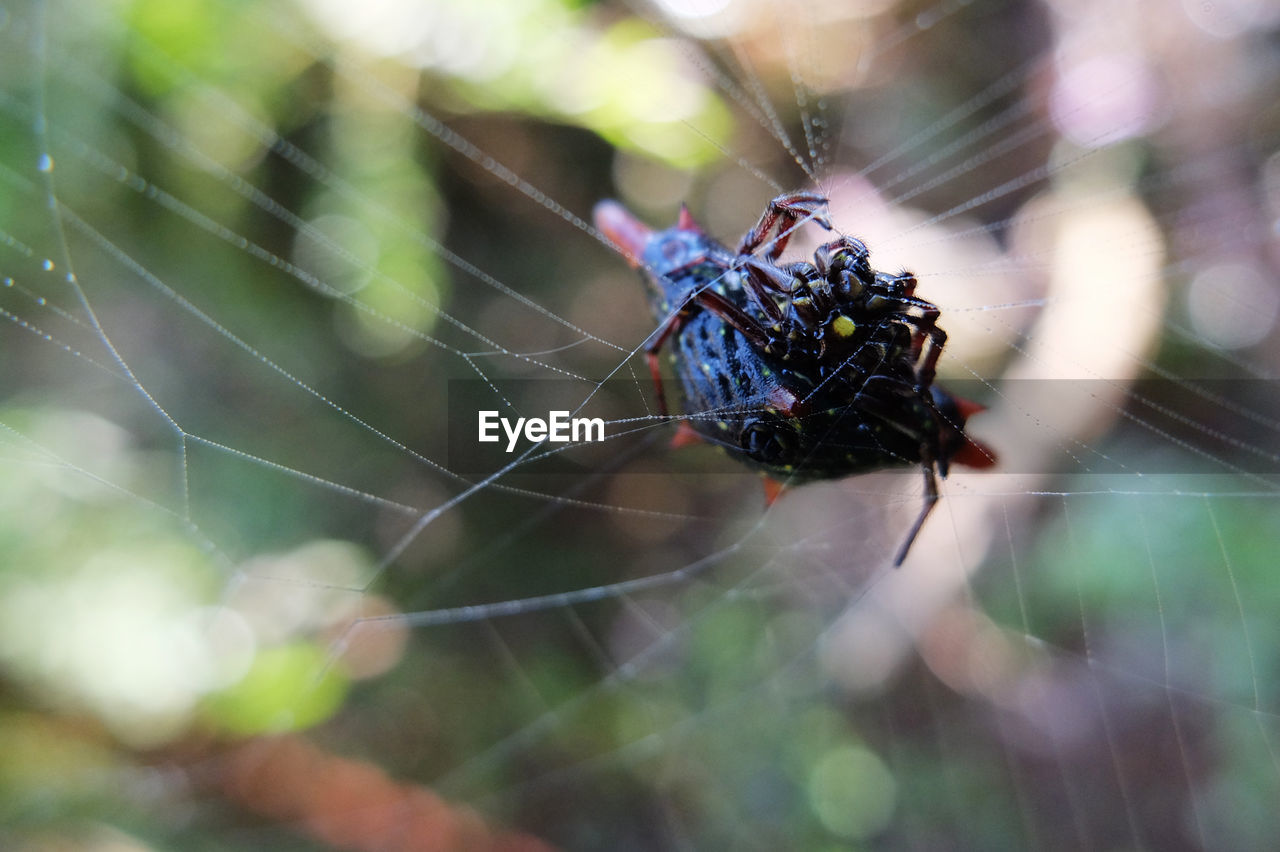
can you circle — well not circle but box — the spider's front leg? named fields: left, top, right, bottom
left=738, top=192, right=833, bottom=261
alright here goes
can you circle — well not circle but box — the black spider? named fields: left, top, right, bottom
left=594, top=192, right=994, bottom=565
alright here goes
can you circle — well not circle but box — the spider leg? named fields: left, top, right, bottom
left=656, top=253, right=716, bottom=285
left=866, top=292, right=939, bottom=322
left=645, top=286, right=773, bottom=416
left=740, top=257, right=791, bottom=322
left=860, top=288, right=946, bottom=390
left=913, top=324, right=947, bottom=391
left=644, top=309, right=686, bottom=417
left=849, top=367, right=950, bottom=566
left=875, top=270, right=920, bottom=298
left=880, top=307, right=944, bottom=390
left=737, top=192, right=832, bottom=261
left=692, top=289, right=772, bottom=350
left=894, top=458, right=939, bottom=566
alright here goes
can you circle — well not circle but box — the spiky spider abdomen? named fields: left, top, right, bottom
left=594, top=192, right=994, bottom=564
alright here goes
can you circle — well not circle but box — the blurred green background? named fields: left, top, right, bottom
left=2, top=0, right=1279, bottom=849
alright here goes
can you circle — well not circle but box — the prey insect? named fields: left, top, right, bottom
left=594, top=192, right=995, bottom=566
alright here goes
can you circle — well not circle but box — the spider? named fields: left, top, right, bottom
left=594, top=192, right=995, bottom=565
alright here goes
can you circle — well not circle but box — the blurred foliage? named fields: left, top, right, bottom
left=1, top=0, right=1279, bottom=849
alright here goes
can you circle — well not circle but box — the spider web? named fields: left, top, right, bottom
left=2, top=0, right=1279, bottom=849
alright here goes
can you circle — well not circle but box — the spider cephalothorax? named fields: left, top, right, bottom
left=594, top=191, right=994, bottom=565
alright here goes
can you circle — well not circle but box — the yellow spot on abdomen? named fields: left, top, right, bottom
left=831, top=315, right=856, bottom=338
